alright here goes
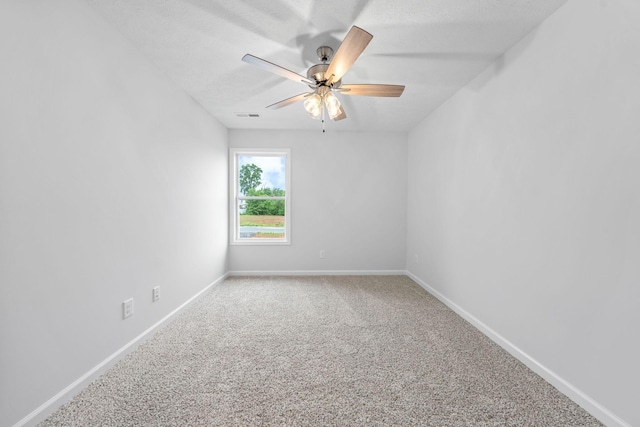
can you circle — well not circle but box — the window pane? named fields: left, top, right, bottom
left=238, top=154, right=286, bottom=196
left=239, top=207, right=286, bottom=239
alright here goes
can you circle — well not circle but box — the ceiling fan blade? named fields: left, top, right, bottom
left=242, top=54, right=315, bottom=86
left=266, top=93, right=312, bottom=110
left=338, top=84, right=405, bottom=97
left=325, top=26, right=373, bottom=85
left=332, top=106, right=347, bottom=121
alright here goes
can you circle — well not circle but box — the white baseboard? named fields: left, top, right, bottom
left=228, top=269, right=407, bottom=276
left=405, top=271, right=630, bottom=427
left=15, top=273, right=229, bottom=427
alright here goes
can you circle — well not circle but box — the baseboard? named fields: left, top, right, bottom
left=405, top=271, right=630, bottom=427
left=228, top=269, right=407, bottom=276
left=14, top=272, right=229, bottom=427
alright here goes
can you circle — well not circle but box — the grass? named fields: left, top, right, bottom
left=239, top=215, right=285, bottom=227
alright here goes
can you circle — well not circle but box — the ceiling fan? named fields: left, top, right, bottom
left=242, top=26, right=405, bottom=128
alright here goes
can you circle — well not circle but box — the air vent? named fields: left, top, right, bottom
left=235, top=113, right=261, bottom=118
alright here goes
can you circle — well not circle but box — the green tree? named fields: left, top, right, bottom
left=246, top=188, right=285, bottom=216
left=239, top=163, right=262, bottom=195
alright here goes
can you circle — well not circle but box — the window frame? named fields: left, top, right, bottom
left=229, top=148, right=291, bottom=245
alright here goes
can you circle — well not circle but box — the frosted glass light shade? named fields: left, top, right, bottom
left=324, top=92, right=341, bottom=119
left=304, top=93, right=323, bottom=119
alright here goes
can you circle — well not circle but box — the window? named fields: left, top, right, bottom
left=230, top=148, right=290, bottom=245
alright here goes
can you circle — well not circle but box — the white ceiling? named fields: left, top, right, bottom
left=84, top=0, right=568, bottom=132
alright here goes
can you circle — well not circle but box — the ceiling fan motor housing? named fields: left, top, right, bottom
left=307, top=63, right=341, bottom=89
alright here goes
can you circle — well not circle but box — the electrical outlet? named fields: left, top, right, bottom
left=152, top=286, right=160, bottom=302
left=319, top=250, right=326, bottom=259
left=123, top=298, right=134, bottom=319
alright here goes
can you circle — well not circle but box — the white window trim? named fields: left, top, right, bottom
left=229, top=148, right=291, bottom=245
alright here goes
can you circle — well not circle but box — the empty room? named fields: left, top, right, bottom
left=1, top=0, right=638, bottom=426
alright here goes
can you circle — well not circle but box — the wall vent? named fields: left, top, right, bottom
left=235, top=113, right=261, bottom=118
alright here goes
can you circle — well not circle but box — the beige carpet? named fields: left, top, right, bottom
left=41, top=275, right=602, bottom=426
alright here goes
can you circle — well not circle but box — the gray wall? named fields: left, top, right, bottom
left=229, top=130, right=407, bottom=274
left=406, top=0, right=640, bottom=425
left=0, top=1, right=229, bottom=425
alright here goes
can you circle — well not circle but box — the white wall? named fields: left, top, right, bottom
left=4, top=0, right=636, bottom=425
left=229, top=130, right=407, bottom=273
left=0, top=1, right=228, bottom=425
left=406, top=0, right=640, bottom=425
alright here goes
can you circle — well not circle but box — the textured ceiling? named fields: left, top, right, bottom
left=84, top=0, right=568, bottom=132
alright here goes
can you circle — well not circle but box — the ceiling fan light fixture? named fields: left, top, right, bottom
left=324, top=92, right=341, bottom=119
left=308, top=106, right=323, bottom=120
left=304, top=93, right=323, bottom=119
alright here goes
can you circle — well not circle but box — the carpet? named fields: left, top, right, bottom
left=40, top=275, right=603, bottom=426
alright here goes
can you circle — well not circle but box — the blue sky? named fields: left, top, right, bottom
left=239, top=155, right=286, bottom=190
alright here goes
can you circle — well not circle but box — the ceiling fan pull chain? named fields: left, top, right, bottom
left=322, top=106, right=326, bottom=133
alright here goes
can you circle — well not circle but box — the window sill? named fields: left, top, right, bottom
left=230, top=239, right=291, bottom=246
